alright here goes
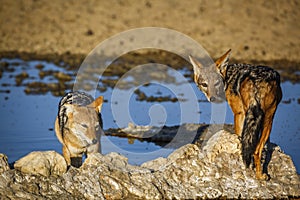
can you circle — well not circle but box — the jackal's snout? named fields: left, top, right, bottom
left=208, top=82, right=226, bottom=103
left=210, top=96, right=217, bottom=102
left=209, top=94, right=225, bottom=103
left=92, top=138, right=98, bottom=144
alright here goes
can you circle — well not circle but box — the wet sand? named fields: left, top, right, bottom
left=0, top=0, right=300, bottom=66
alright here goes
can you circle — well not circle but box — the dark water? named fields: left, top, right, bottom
left=0, top=58, right=299, bottom=172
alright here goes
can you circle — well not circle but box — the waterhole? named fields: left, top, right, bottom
left=0, top=58, right=299, bottom=172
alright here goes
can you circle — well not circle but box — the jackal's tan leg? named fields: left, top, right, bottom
left=227, top=93, right=245, bottom=137
left=62, top=145, right=71, bottom=166
left=234, top=112, right=245, bottom=137
left=254, top=109, right=275, bottom=180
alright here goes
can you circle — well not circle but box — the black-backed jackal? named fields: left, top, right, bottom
left=55, top=91, right=104, bottom=167
left=189, top=49, right=282, bottom=180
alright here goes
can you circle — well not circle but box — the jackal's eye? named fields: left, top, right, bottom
left=80, top=123, right=88, bottom=129
left=214, top=80, right=221, bottom=86
left=199, top=82, right=208, bottom=88
left=95, top=124, right=100, bottom=131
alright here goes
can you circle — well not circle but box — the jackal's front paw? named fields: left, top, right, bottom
left=71, top=157, right=83, bottom=168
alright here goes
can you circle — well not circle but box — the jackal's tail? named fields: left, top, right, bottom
left=241, top=101, right=264, bottom=167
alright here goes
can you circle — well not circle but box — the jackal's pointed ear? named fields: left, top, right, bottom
left=89, top=96, right=104, bottom=113
left=189, top=55, right=203, bottom=75
left=215, top=49, right=231, bottom=75
left=63, top=103, right=74, bottom=114
left=59, top=103, right=74, bottom=129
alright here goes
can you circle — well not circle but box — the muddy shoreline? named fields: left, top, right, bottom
left=2, top=50, right=300, bottom=70
left=1, top=1, right=300, bottom=75
left=1, top=1, right=300, bottom=63
left=1, top=50, right=300, bottom=83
